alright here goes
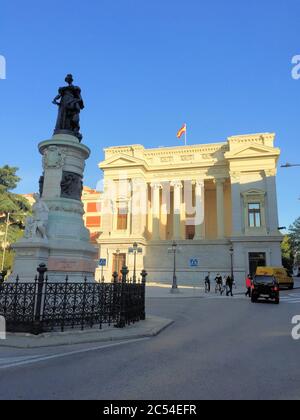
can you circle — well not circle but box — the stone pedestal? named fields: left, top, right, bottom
left=11, top=133, right=97, bottom=282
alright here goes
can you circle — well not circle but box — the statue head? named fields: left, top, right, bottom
left=33, top=193, right=41, bottom=202
left=65, top=74, right=74, bottom=85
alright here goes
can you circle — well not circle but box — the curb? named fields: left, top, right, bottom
left=0, top=316, right=174, bottom=349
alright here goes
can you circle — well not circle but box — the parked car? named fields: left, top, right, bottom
left=251, top=275, right=280, bottom=304
left=256, top=267, right=294, bottom=290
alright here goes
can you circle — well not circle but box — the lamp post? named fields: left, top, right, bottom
left=281, top=163, right=300, bottom=200
left=229, top=244, right=234, bottom=280
left=128, top=242, right=143, bottom=283
left=281, top=163, right=300, bottom=168
left=168, top=241, right=179, bottom=292
left=115, top=248, right=120, bottom=275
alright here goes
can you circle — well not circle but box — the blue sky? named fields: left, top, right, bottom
left=0, top=0, right=300, bottom=228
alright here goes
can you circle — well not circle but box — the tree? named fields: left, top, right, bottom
left=0, top=166, right=31, bottom=273
left=281, top=235, right=294, bottom=272
left=288, top=217, right=300, bottom=266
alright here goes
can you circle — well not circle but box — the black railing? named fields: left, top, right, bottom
left=0, top=264, right=147, bottom=335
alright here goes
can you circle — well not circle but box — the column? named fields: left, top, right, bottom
left=265, top=169, right=280, bottom=235
left=194, top=180, right=205, bottom=240
left=215, top=178, right=225, bottom=239
left=230, top=172, right=243, bottom=236
left=131, top=178, right=147, bottom=238
left=151, top=183, right=161, bottom=240
left=171, top=181, right=182, bottom=240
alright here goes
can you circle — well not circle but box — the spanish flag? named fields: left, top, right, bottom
left=177, top=123, right=187, bottom=140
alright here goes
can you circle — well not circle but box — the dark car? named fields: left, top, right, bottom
left=251, top=275, right=280, bottom=304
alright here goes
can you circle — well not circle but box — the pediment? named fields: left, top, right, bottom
left=241, top=189, right=266, bottom=197
left=225, top=144, right=280, bottom=160
left=99, top=154, right=148, bottom=169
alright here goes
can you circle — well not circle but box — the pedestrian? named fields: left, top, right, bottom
left=215, top=273, right=222, bottom=294
left=221, top=275, right=227, bottom=295
left=204, top=272, right=211, bottom=293
left=226, top=275, right=234, bottom=297
left=245, top=274, right=252, bottom=297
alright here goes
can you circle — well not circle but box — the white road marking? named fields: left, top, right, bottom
left=0, top=338, right=150, bottom=370
left=281, top=293, right=300, bottom=304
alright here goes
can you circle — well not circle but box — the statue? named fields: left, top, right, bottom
left=52, top=74, right=84, bottom=142
left=24, top=194, right=49, bottom=240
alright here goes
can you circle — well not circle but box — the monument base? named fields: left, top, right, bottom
left=11, top=133, right=97, bottom=283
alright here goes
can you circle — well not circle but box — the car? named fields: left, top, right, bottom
left=251, top=275, right=280, bottom=304
left=256, top=267, right=294, bottom=290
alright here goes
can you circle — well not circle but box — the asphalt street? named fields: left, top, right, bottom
left=0, top=286, right=299, bottom=400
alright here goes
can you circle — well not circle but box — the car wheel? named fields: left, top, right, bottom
left=289, top=284, right=294, bottom=290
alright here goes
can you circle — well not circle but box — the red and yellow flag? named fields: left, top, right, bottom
left=177, top=123, right=187, bottom=139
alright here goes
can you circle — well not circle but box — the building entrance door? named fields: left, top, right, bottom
left=249, top=252, right=266, bottom=277
left=112, top=253, right=126, bottom=278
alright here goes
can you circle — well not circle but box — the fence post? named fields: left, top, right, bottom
left=140, top=270, right=147, bottom=321
left=116, top=265, right=129, bottom=328
left=33, top=263, right=47, bottom=334
left=0, top=270, right=7, bottom=285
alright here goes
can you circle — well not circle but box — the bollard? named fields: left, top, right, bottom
left=116, top=265, right=129, bottom=328
left=140, top=270, right=148, bottom=320
left=33, top=263, right=47, bottom=334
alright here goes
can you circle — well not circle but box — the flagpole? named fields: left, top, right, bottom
left=185, top=124, right=187, bottom=146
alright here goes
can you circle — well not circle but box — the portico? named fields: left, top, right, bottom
left=96, top=133, right=283, bottom=286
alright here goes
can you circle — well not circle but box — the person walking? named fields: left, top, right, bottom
left=204, top=272, right=211, bottom=293
left=245, top=275, right=252, bottom=297
left=226, top=275, right=234, bottom=297
left=221, top=275, right=227, bottom=295
left=215, top=273, right=222, bottom=294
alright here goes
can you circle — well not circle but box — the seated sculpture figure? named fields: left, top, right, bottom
left=24, top=194, right=49, bottom=240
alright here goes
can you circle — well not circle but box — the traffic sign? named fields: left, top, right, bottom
left=190, top=258, right=199, bottom=268
left=99, top=259, right=107, bottom=267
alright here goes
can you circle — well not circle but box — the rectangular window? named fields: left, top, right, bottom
left=117, top=206, right=128, bottom=230
left=86, top=216, right=101, bottom=228
left=87, top=202, right=100, bottom=213
left=186, top=225, right=195, bottom=240
left=248, top=203, right=261, bottom=228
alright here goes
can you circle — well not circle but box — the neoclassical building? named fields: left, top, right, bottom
left=96, top=133, right=282, bottom=286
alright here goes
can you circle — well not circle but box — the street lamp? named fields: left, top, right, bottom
left=115, top=248, right=120, bottom=275
left=128, top=242, right=143, bottom=283
left=168, top=241, right=179, bottom=292
left=229, top=244, right=234, bottom=280
left=281, top=163, right=300, bottom=168
left=281, top=163, right=300, bottom=200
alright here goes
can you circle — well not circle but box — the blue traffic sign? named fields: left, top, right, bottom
left=190, top=258, right=199, bottom=268
left=99, top=259, right=107, bottom=267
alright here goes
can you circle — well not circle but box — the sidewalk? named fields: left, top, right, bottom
left=146, top=283, right=245, bottom=298
left=0, top=316, right=173, bottom=349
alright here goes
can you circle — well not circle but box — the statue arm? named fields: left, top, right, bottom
left=52, top=94, right=61, bottom=106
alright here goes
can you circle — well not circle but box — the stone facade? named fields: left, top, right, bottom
left=96, top=132, right=282, bottom=286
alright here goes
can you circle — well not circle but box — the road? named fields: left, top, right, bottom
left=0, top=286, right=299, bottom=400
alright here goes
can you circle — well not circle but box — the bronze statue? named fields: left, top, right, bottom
left=52, top=74, right=84, bottom=142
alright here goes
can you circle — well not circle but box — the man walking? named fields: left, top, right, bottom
left=204, top=272, right=211, bottom=293
left=226, top=275, right=234, bottom=297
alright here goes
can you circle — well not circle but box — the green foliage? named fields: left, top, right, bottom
left=289, top=217, right=300, bottom=254
left=281, top=235, right=294, bottom=272
left=0, top=165, right=31, bottom=271
left=0, top=165, right=20, bottom=190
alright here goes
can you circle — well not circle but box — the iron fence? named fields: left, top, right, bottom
left=0, top=264, right=147, bottom=334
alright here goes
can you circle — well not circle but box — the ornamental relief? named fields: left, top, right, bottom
left=43, top=146, right=66, bottom=169
left=47, top=202, right=84, bottom=215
